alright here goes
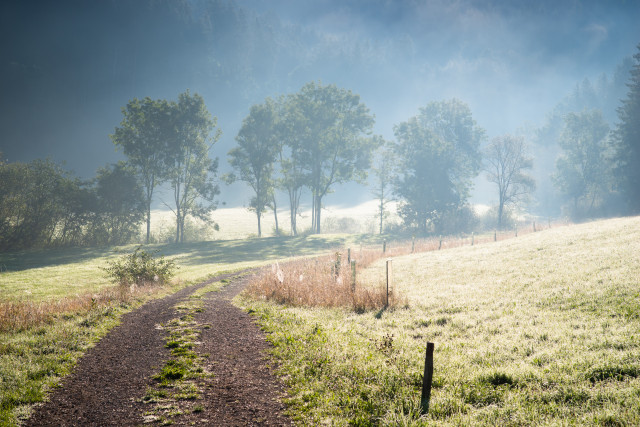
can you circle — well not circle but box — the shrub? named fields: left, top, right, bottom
left=103, top=246, right=176, bottom=287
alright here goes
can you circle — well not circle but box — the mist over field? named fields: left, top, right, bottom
left=1, top=0, right=639, bottom=210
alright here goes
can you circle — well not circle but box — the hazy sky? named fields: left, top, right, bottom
left=1, top=0, right=638, bottom=207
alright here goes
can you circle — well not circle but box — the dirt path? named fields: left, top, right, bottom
left=25, top=272, right=291, bottom=426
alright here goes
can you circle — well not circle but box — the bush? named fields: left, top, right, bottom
left=104, top=246, right=176, bottom=286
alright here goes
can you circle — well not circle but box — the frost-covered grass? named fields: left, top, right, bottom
left=239, top=216, right=640, bottom=425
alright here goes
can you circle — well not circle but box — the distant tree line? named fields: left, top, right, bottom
left=1, top=43, right=638, bottom=250
left=0, top=158, right=144, bottom=250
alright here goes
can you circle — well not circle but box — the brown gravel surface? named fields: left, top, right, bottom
left=25, top=271, right=291, bottom=426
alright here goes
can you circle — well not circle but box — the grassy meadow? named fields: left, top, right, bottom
left=0, top=203, right=388, bottom=426
left=238, top=216, right=640, bottom=425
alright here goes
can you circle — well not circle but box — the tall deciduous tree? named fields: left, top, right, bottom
left=393, top=99, right=484, bottom=234
left=289, top=82, right=376, bottom=234
left=613, top=43, right=640, bottom=213
left=371, top=137, right=395, bottom=235
left=111, top=97, right=172, bottom=243
left=166, top=91, right=221, bottom=244
left=553, top=109, right=611, bottom=217
left=276, top=95, right=307, bottom=236
left=483, top=135, right=535, bottom=228
left=228, top=99, right=280, bottom=237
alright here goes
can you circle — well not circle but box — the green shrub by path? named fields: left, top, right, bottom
left=103, top=246, right=177, bottom=287
left=238, top=216, right=640, bottom=425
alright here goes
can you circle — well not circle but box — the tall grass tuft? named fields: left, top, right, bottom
left=245, top=253, right=406, bottom=312
left=0, top=283, right=160, bottom=333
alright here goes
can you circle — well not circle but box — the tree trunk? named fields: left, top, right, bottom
left=146, top=204, right=151, bottom=244
left=315, top=195, right=322, bottom=234
left=175, top=207, right=181, bottom=243
left=257, top=210, right=262, bottom=237
left=272, top=194, right=279, bottom=235
left=497, top=201, right=504, bottom=229
left=379, top=198, right=384, bottom=234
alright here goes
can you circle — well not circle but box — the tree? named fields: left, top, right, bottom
left=91, top=162, right=145, bottom=245
left=227, top=99, right=280, bottom=237
left=166, top=91, right=221, bottom=243
left=553, top=109, right=611, bottom=217
left=393, top=99, right=484, bottom=234
left=613, top=43, right=640, bottom=213
left=371, top=137, right=395, bottom=235
left=289, top=81, right=377, bottom=234
left=0, top=158, right=92, bottom=250
left=483, top=135, right=535, bottom=228
left=111, top=97, right=173, bottom=243
left=275, top=95, right=307, bottom=236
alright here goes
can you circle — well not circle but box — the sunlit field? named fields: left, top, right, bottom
left=150, top=200, right=401, bottom=241
left=238, top=216, right=640, bottom=425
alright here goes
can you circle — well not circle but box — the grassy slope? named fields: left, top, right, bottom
left=238, top=217, right=640, bottom=426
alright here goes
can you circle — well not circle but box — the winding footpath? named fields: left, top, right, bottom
left=25, top=272, right=291, bottom=426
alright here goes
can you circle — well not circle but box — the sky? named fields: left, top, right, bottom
left=1, top=0, right=639, bottom=208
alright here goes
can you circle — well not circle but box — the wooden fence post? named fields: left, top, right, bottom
left=533, top=221, right=536, bottom=232
left=351, top=260, right=356, bottom=291
left=471, top=232, right=474, bottom=246
left=420, top=342, right=435, bottom=415
left=494, top=230, right=497, bottom=242
left=383, top=239, right=387, bottom=253
left=438, top=236, right=442, bottom=250
left=386, top=259, right=392, bottom=307
left=347, top=248, right=351, bottom=264
left=515, top=225, right=518, bottom=237
left=412, top=236, right=415, bottom=253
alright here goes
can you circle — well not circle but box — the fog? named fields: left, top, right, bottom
left=1, top=0, right=638, bottom=212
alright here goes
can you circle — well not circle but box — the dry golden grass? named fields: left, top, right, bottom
left=245, top=253, right=405, bottom=312
left=244, top=222, right=557, bottom=313
left=0, top=282, right=163, bottom=333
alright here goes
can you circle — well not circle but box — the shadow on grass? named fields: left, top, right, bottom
left=0, top=246, right=118, bottom=272
left=0, top=234, right=370, bottom=273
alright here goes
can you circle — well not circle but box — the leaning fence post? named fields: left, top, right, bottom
left=385, top=259, right=392, bottom=307
left=421, top=342, right=435, bottom=415
left=350, top=260, right=356, bottom=291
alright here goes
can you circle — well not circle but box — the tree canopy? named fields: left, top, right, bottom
left=166, top=91, right=221, bottom=244
left=484, top=135, right=535, bottom=228
left=393, top=99, right=484, bottom=234
left=289, top=82, right=377, bottom=234
left=613, top=43, right=640, bottom=213
left=228, top=99, right=280, bottom=237
left=111, top=97, right=173, bottom=243
left=553, top=109, right=611, bottom=218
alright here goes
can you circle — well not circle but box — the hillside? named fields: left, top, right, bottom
left=240, top=216, right=640, bottom=425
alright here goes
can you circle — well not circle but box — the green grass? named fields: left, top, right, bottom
left=0, top=234, right=374, bottom=302
left=0, top=302, right=131, bottom=425
left=238, top=216, right=640, bottom=425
